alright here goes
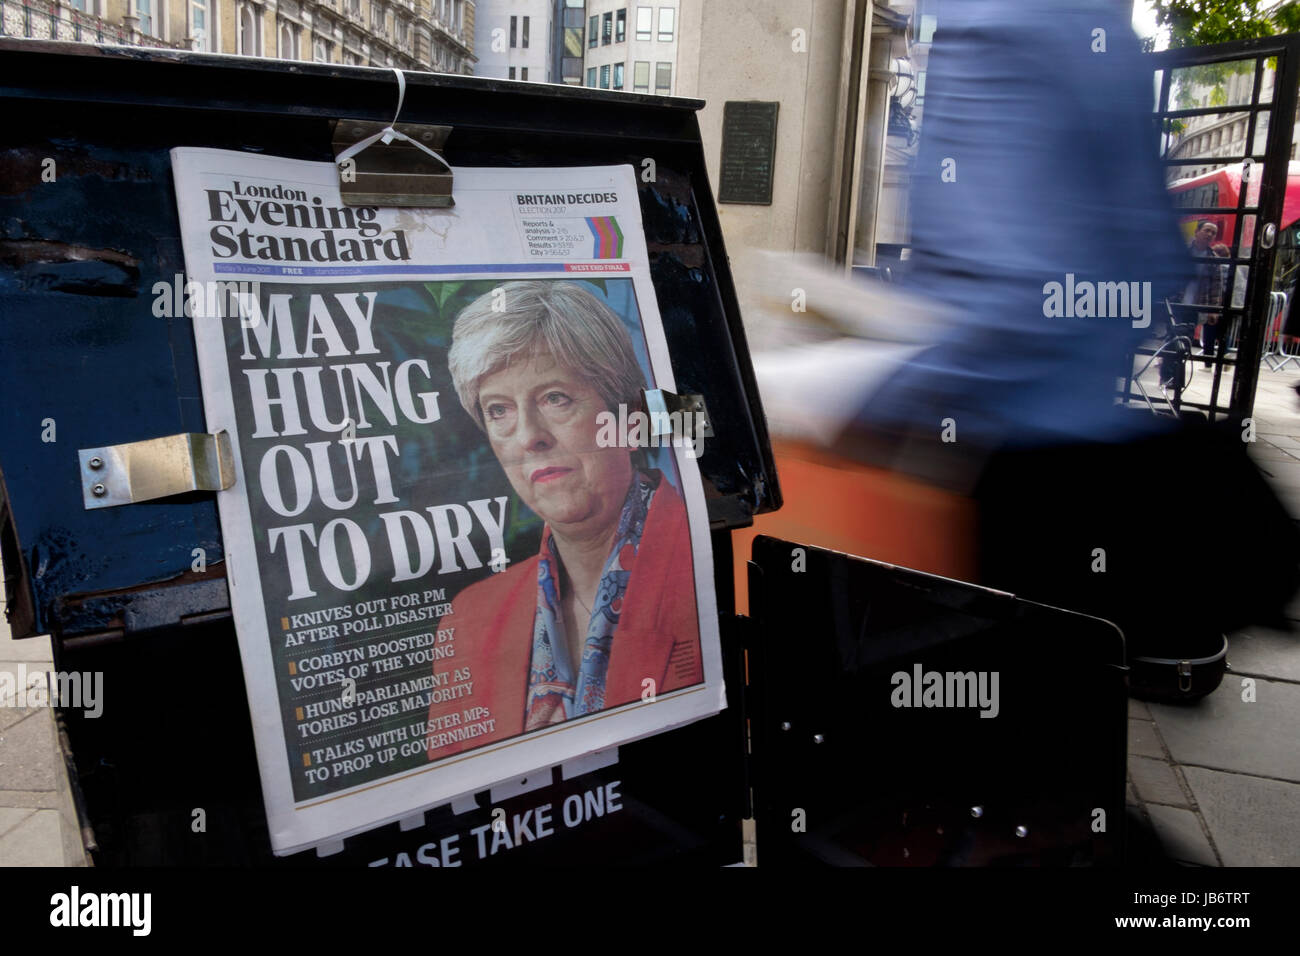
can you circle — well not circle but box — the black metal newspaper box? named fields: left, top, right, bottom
left=0, top=41, right=1126, bottom=867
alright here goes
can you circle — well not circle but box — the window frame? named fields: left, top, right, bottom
left=136, top=0, right=154, bottom=36
left=635, top=6, right=652, bottom=41
left=633, top=60, right=650, bottom=92
left=657, top=6, right=674, bottom=42
left=655, top=60, right=671, bottom=93
left=190, top=0, right=211, bottom=51
left=278, top=19, right=299, bottom=60
left=237, top=1, right=261, bottom=56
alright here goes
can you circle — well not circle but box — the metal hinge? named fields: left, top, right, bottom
left=78, top=432, right=236, bottom=510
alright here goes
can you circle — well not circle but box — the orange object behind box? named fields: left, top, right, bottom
left=732, top=439, right=979, bottom=616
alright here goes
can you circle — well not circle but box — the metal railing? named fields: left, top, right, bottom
left=1260, top=290, right=1299, bottom=370
left=0, top=0, right=185, bottom=47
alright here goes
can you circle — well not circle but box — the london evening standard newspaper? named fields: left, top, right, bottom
left=170, top=148, right=723, bottom=855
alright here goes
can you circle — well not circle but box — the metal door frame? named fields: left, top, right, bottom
left=1143, top=34, right=1300, bottom=422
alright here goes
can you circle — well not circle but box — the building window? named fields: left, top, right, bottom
left=238, top=2, right=261, bottom=56
left=603, top=11, right=612, bottom=44
left=522, top=15, right=530, bottom=48
left=616, top=8, right=626, bottom=43
left=636, top=6, right=651, bottom=40
left=371, top=2, right=384, bottom=33
left=347, top=0, right=360, bottom=17
left=509, top=66, right=516, bottom=79
left=278, top=19, right=299, bottom=59
left=918, top=13, right=937, bottom=44
left=564, top=0, right=585, bottom=84
left=396, top=17, right=408, bottom=46
left=587, top=67, right=597, bottom=87
left=655, top=61, right=671, bottom=93
left=613, top=62, right=624, bottom=89
left=600, top=64, right=610, bottom=88
left=510, top=15, right=516, bottom=47
left=191, top=0, right=211, bottom=50
left=589, top=15, right=599, bottom=48
left=137, top=0, right=154, bottom=36
left=314, top=37, right=329, bottom=62
left=521, top=67, right=529, bottom=81
left=657, top=7, right=674, bottom=42
left=633, top=60, right=649, bottom=92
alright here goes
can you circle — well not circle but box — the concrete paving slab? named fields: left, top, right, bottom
left=0, top=637, right=52, bottom=664
left=1145, top=804, right=1219, bottom=866
left=0, top=661, right=53, bottom=708
left=1261, top=434, right=1300, bottom=452
left=0, top=809, right=66, bottom=866
left=1129, top=755, right=1189, bottom=807
left=1227, top=627, right=1300, bottom=682
left=1149, top=676, right=1300, bottom=781
left=0, top=707, right=57, bottom=791
left=1128, top=718, right=1164, bottom=759
left=0, top=789, right=62, bottom=810
left=0, top=807, right=34, bottom=839
left=1128, top=698, right=1150, bottom=719
left=1258, top=434, right=1300, bottom=452
left=0, top=704, right=38, bottom=734
left=1183, top=766, right=1300, bottom=866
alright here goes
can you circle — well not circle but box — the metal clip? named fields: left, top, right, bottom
left=79, top=432, right=235, bottom=510
left=1177, top=660, right=1193, bottom=693
left=641, top=388, right=715, bottom=440
left=741, top=817, right=758, bottom=866
left=331, top=120, right=455, bottom=207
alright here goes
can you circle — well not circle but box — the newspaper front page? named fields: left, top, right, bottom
left=170, top=148, right=723, bottom=855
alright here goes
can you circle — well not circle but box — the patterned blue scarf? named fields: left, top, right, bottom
left=525, top=471, right=658, bottom=728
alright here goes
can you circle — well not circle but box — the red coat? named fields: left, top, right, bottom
left=426, top=476, right=703, bottom=760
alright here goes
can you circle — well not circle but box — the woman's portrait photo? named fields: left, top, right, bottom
left=426, top=279, right=703, bottom=759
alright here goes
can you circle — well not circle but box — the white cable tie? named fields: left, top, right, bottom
left=335, top=67, right=450, bottom=170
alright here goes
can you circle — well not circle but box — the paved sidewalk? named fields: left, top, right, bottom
left=0, top=595, right=90, bottom=866
left=1124, top=368, right=1300, bottom=865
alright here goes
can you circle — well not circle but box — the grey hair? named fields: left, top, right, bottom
left=448, top=280, right=647, bottom=430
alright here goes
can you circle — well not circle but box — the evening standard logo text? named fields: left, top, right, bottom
left=204, top=180, right=410, bottom=263
left=50, top=886, right=151, bottom=936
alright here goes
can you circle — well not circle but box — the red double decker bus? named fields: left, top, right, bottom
left=1167, top=160, right=1300, bottom=248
